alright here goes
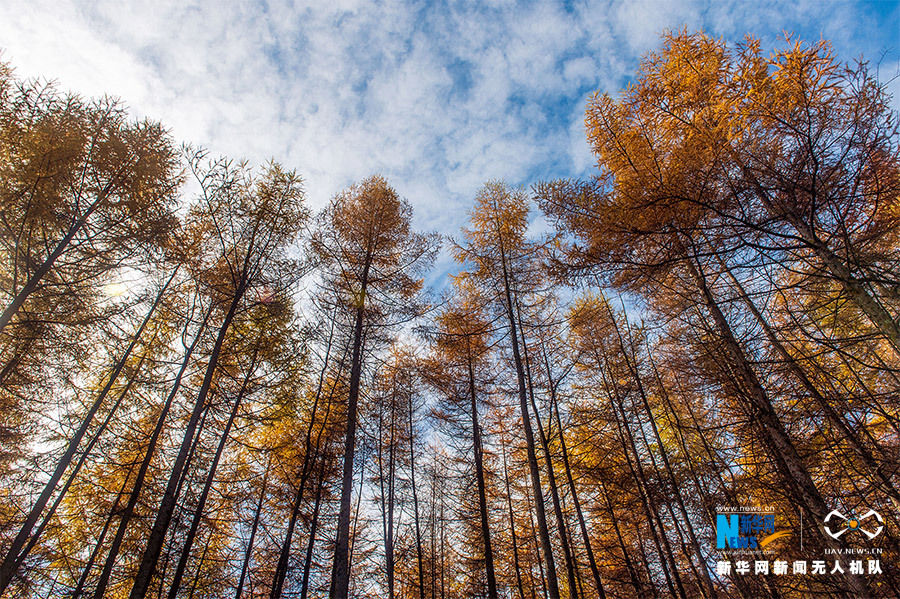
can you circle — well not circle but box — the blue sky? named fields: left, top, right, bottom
left=1, top=0, right=898, bottom=284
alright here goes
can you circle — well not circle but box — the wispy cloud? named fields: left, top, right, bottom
left=2, top=0, right=898, bottom=267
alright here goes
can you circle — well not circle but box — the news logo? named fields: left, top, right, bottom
left=824, top=509, right=884, bottom=541
left=716, top=510, right=789, bottom=550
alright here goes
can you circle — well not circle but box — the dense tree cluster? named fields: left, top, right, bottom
left=0, top=31, right=898, bottom=598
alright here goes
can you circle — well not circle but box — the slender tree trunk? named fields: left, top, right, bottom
left=501, top=440, right=527, bottom=599
left=601, top=361, right=683, bottom=599
left=300, top=455, right=328, bottom=599
left=376, top=386, right=396, bottom=599
left=269, top=320, right=348, bottom=599
left=686, top=251, right=825, bottom=509
left=440, top=489, right=446, bottom=599
left=661, top=371, right=775, bottom=599
left=541, top=347, right=606, bottom=599
left=347, top=455, right=367, bottom=590
left=153, top=403, right=212, bottom=599
left=166, top=343, right=261, bottom=598
left=185, top=531, right=212, bottom=599
left=129, top=275, right=248, bottom=599
left=524, top=484, right=548, bottom=599
left=722, top=263, right=900, bottom=509
left=329, top=251, right=371, bottom=599
left=466, top=347, right=499, bottom=599
left=18, top=346, right=152, bottom=572
left=645, top=349, right=736, bottom=599
left=408, top=393, right=426, bottom=599
left=235, top=460, right=270, bottom=599
left=597, top=475, right=647, bottom=598
left=610, top=302, right=717, bottom=599
left=526, top=383, right=578, bottom=599
left=686, top=255, right=817, bottom=503
left=429, top=448, right=438, bottom=599
left=519, top=320, right=578, bottom=599
left=632, top=394, right=704, bottom=595
left=683, top=247, right=870, bottom=598
left=0, top=268, right=176, bottom=594
left=70, top=464, right=137, bottom=599
left=387, top=393, right=397, bottom=599
left=271, top=448, right=315, bottom=599
left=498, top=247, right=560, bottom=599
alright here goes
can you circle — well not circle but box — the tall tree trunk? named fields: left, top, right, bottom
left=387, top=392, right=397, bottom=599
left=70, top=463, right=138, bottom=599
left=721, top=263, right=900, bottom=509
left=279, top=376, right=339, bottom=599
left=631, top=393, right=704, bottom=595
left=329, top=253, right=371, bottom=599
left=518, top=318, right=578, bottom=599
left=540, top=347, right=606, bottom=599
left=408, top=393, right=426, bottom=599
left=610, top=302, right=717, bottom=599
left=524, top=483, right=548, bottom=599
left=660, top=370, right=774, bottom=599
left=439, top=479, right=447, bottom=599
left=129, top=275, right=248, bottom=599
left=376, top=384, right=397, bottom=599
left=597, top=475, right=647, bottom=598
left=166, top=343, right=261, bottom=598
left=644, top=348, right=737, bottom=598
left=466, top=345, right=499, bottom=599
left=498, top=246, right=560, bottom=599
left=18, top=346, right=152, bottom=572
left=501, top=439, right=527, bottom=599
left=185, top=531, right=213, bottom=599
left=601, top=360, right=684, bottom=599
left=0, top=267, right=176, bottom=594
left=347, top=455, right=367, bottom=590
left=235, top=460, right=271, bottom=599
left=300, top=454, right=328, bottom=599
left=429, top=448, right=439, bottom=599
left=270, top=319, right=348, bottom=599
left=153, top=403, right=213, bottom=599
left=683, top=247, right=871, bottom=598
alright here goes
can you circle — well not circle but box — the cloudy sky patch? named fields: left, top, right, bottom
left=1, top=0, right=898, bottom=286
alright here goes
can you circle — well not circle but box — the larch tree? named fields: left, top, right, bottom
left=0, top=64, right=181, bottom=513
left=267, top=293, right=349, bottom=599
left=128, top=151, right=308, bottom=599
left=424, top=290, right=500, bottom=599
left=310, top=175, right=438, bottom=599
left=454, top=182, right=562, bottom=599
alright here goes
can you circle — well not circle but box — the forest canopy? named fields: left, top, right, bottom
left=1, top=30, right=898, bottom=599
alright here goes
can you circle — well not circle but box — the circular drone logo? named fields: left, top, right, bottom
left=824, top=509, right=884, bottom=540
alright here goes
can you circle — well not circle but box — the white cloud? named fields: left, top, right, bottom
left=615, top=0, right=701, bottom=51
